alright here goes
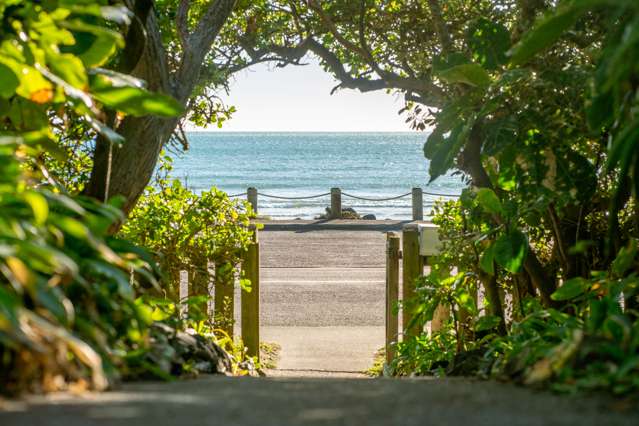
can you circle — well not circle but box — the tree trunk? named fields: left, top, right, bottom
left=83, top=0, right=237, bottom=217
left=459, top=125, right=558, bottom=307
left=479, top=269, right=507, bottom=335
left=83, top=1, right=176, bottom=214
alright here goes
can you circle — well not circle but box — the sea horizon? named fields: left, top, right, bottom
left=171, top=131, right=463, bottom=219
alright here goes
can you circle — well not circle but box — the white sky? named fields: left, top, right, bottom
left=197, top=56, right=414, bottom=132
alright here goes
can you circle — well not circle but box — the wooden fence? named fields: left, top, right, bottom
left=179, top=227, right=261, bottom=361
left=385, top=223, right=449, bottom=365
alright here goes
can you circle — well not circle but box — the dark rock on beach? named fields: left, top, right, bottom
left=316, top=207, right=363, bottom=219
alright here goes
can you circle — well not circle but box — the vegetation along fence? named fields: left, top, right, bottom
left=385, top=223, right=449, bottom=365
left=228, top=187, right=459, bottom=220
left=179, top=227, right=261, bottom=362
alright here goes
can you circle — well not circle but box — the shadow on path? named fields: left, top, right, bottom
left=2, top=376, right=636, bottom=426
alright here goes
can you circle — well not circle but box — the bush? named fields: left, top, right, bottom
left=0, top=136, right=165, bottom=393
left=120, top=155, right=255, bottom=302
left=0, top=0, right=186, bottom=394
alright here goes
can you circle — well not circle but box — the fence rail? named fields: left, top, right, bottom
left=227, top=187, right=459, bottom=220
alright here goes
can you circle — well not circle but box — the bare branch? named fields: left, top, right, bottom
left=176, top=0, right=190, bottom=50
left=304, top=0, right=445, bottom=105
left=427, top=0, right=453, bottom=53
left=174, top=0, right=237, bottom=102
left=239, top=35, right=445, bottom=107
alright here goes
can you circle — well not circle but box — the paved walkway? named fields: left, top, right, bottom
left=2, top=376, right=636, bottom=425
left=237, top=220, right=403, bottom=376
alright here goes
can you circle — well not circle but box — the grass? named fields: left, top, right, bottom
left=365, top=347, right=386, bottom=377
left=259, top=342, right=281, bottom=370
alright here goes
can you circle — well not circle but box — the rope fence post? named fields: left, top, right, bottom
left=402, top=223, right=423, bottom=338
left=247, top=187, right=258, bottom=214
left=385, top=232, right=400, bottom=365
left=330, top=187, right=342, bottom=219
left=412, top=187, right=423, bottom=221
left=241, top=226, right=260, bottom=360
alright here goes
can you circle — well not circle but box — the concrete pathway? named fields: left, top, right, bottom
left=2, top=376, right=636, bottom=425
left=255, top=220, right=401, bottom=376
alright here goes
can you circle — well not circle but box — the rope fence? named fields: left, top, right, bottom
left=342, top=191, right=412, bottom=202
left=226, top=187, right=460, bottom=221
left=257, top=192, right=331, bottom=200
left=228, top=189, right=459, bottom=200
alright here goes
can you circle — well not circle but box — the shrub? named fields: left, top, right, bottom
left=120, top=155, right=255, bottom=302
left=0, top=0, right=183, bottom=394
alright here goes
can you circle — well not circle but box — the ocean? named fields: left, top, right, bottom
left=171, top=132, right=464, bottom=219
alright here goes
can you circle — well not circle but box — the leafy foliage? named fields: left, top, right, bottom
left=294, top=0, right=639, bottom=394
left=0, top=0, right=224, bottom=394
left=120, top=155, right=255, bottom=302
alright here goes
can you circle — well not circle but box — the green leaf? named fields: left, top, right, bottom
left=426, top=122, right=472, bottom=182
left=432, top=53, right=470, bottom=74
left=475, top=315, right=502, bottom=332
left=494, top=230, right=528, bottom=273
left=508, top=2, right=598, bottom=66
left=47, top=53, right=87, bottom=89
left=92, top=78, right=183, bottom=117
left=55, top=217, right=89, bottom=239
left=479, top=243, right=495, bottom=275
left=611, top=240, right=637, bottom=278
left=423, top=130, right=444, bottom=159
left=6, top=63, right=53, bottom=103
left=84, top=259, right=133, bottom=299
left=0, top=63, right=19, bottom=98
left=438, top=63, right=492, bottom=88
left=34, top=283, right=71, bottom=324
left=24, top=191, right=49, bottom=225
left=476, top=188, right=503, bottom=215
left=551, top=277, right=591, bottom=301
left=61, top=20, right=123, bottom=67
left=466, top=19, right=510, bottom=70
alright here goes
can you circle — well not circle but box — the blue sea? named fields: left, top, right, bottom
left=171, top=132, right=464, bottom=219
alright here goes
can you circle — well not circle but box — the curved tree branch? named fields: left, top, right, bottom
left=427, top=0, right=453, bottom=53
left=176, top=0, right=190, bottom=50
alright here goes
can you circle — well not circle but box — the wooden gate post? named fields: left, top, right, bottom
left=214, top=262, right=235, bottom=338
left=428, top=257, right=450, bottom=334
left=330, top=187, right=342, bottom=219
left=385, top=232, right=400, bottom=365
left=418, top=225, right=448, bottom=335
left=179, top=270, right=189, bottom=318
left=241, top=227, right=260, bottom=360
left=402, top=223, right=423, bottom=338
